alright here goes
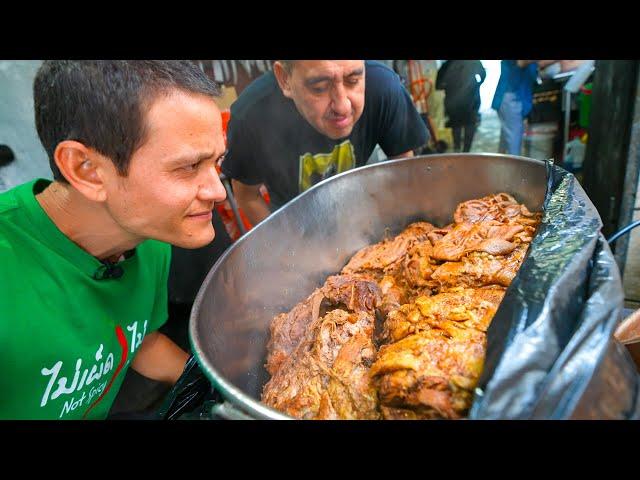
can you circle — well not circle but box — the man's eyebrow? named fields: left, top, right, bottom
left=345, top=68, right=364, bottom=77
left=305, top=75, right=333, bottom=86
left=167, top=151, right=216, bottom=165
left=305, top=68, right=364, bottom=87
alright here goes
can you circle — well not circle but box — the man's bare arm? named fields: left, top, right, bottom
left=131, top=332, right=190, bottom=385
left=517, top=60, right=557, bottom=68
left=232, top=179, right=271, bottom=226
left=388, top=150, right=415, bottom=160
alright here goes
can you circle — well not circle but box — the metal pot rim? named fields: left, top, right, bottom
left=189, top=153, right=547, bottom=419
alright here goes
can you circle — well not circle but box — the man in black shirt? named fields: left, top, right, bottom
left=222, top=60, right=429, bottom=224
left=435, top=60, right=486, bottom=152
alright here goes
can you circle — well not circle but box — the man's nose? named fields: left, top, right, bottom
left=330, top=83, right=351, bottom=116
left=198, top=164, right=227, bottom=203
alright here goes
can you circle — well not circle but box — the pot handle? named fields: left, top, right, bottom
left=208, top=400, right=254, bottom=420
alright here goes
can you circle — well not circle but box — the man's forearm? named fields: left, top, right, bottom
left=131, top=332, right=190, bottom=385
left=232, top=180, right=271, bottom=225
left=388, top=150, right=414, bottom=160
left=239, top=195, right=270, bottom=225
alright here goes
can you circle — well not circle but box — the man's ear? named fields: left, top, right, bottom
left=273, top=61, right=294, bottom=99
left=53, top=140, right=110, bottom=202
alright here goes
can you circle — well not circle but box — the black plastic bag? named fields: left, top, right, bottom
left=156, top=356, right=219, bottom=420
left=470, top=162, right=640, bottom=419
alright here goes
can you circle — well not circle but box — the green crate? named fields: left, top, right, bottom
left=579, top=82, right=593, bottom=128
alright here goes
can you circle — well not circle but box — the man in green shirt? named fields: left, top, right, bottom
left=0, top=61, right=228, bottom=419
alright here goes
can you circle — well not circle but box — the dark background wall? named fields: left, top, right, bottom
left=582, top=60, right=640, bottom=240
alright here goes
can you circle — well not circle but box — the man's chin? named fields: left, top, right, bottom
left=320, top=123, right=354, bottom=140
left=326, top=130, right=353, bottom=140
left=173, top=231, right=216, bottom=249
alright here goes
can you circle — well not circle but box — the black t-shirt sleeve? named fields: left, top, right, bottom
left=220, top=114, right=264, bottom=185
left=373, top=67, right=429, bottom=157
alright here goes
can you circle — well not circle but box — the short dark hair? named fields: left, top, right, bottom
left=34, top=60, right=221, bottom=182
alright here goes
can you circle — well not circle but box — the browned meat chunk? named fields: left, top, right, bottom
left=265, top=289, right=324, bottom=376
left=431, top=244, right=529, bottom=289
left=265, top=274, right=381, bottom=376
left=382, top=287, right=506, bottom=344
left=379, top=406, right=439, bottom=420
left=342, top=221, right=434, bottom=278
left=323, top=274, right=382, bottom=312
left=427, top=224, right=454, bottom=246
left=262, top=309, right=379, bottom=419
left=454, top=192, right=541, bottom=227
left=370, top=327, right=486, bottom=419
left=377, top=274, right=409, bottom=319
left=402, top=242, right=439, bottom=290
left=431, top=222, right=524, bottom=262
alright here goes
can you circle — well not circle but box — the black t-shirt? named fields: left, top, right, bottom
left=222, top=60, right=429, bottom=209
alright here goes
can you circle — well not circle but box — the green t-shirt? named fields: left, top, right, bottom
left=0, top=179, right=171, bottom=419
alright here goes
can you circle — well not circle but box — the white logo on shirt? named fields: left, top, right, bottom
left=37, top=319, right=148, bottom=418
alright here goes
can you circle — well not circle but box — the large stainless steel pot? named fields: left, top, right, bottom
left=189, top=153, right=548, bottom=419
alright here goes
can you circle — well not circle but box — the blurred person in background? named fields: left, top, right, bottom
left=436, top=60, right=486, bottom=152
left=492, top=60, right=557, bottom=155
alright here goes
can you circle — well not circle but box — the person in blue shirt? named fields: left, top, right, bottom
left=492, top=60, right=556, bottom=155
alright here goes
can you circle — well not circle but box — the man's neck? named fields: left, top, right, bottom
left=36, top=181, right=141, bottom=262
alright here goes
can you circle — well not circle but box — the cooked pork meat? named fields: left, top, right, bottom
left=265, top=274, right=381, bottom=376
left=321, top=332, right=379, bottom=419
left=431, top=243, right=529, bottom=289
left=342, top=221, right=434, bottom=278
left=339, top=221, right=437, bottom=325
left=372, top=287, right=506, bottom=417
left=377, top=274, right=409, bottom=319
left=263, top=192, right=541, bottom=419
left=322, top=274, right=382, bottom=313
left=513, top=224, right=538, bottom=244
left=431, top=222, right=524, bottom=262
left=382, top=287, right=506, bottom=344
left=402, top=242, right=439, bottom=290
left=262, top=309, right=380, bottom=419
left=427, top=224, right=454, bottom=246
left=454, top=192, right=542, bottom=227
left=370, top=327, right=486, bottom=419
left=265, top=289, right=324, bottom=376
left=379, top=406, right=438, bottom=420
